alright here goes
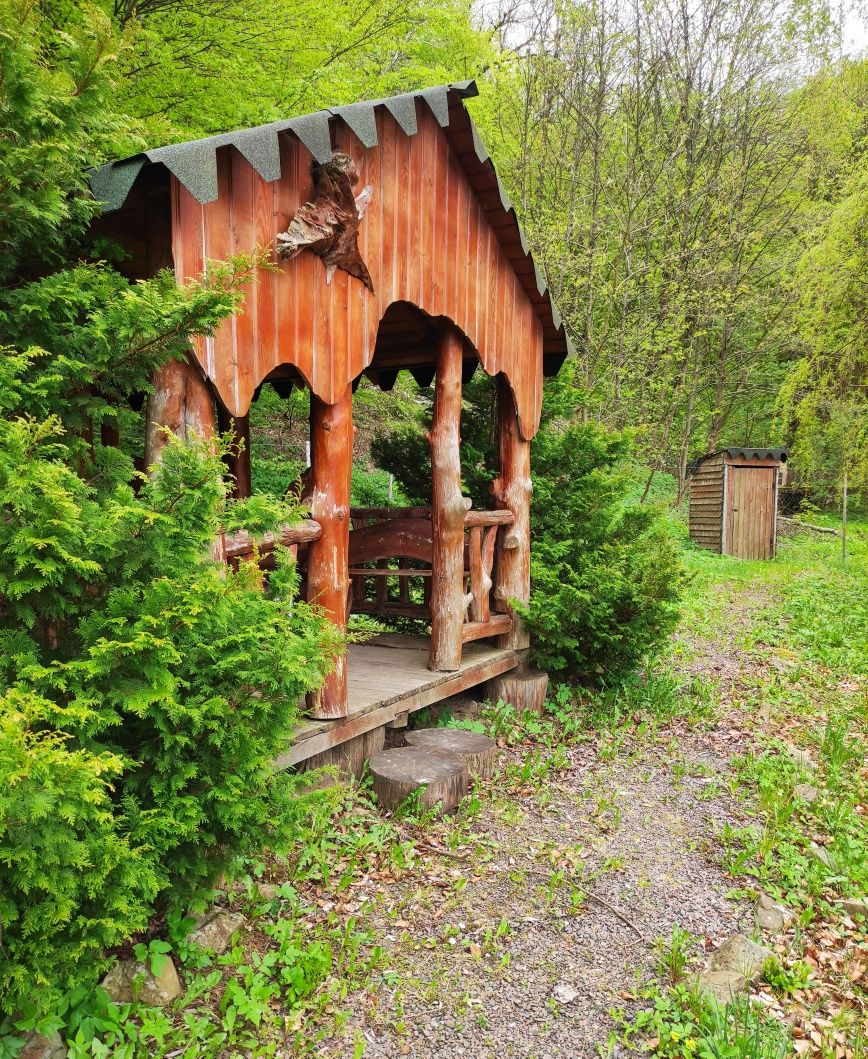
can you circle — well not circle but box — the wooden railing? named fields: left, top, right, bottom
left=348, top=506, right=514, bottom=642
left=221, top=520, right=322, bottom=570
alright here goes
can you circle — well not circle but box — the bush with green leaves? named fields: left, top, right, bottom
left=374, top=373, right=684, bottom=682
left=520, top=406, right=684, bottom=681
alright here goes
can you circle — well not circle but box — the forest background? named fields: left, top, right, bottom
left=10, top=0, right=866, bottom=506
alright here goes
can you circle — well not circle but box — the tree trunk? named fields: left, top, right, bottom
left=429, top=326, right=470, bottom=672
left=491, top=377, right=531, bottom=650
left=305, top=385, right=353, bottom=718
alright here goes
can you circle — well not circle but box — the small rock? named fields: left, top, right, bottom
left=706, top=935, right=771, bottom=982
left=189, top=910, right=245, bottom=954
left=839, top=897, right=868, bottom=918
left=696, top=970, right=747, bottom=1003
left=551, top=984, right=579, bottom=1005
left=793, top=783, right=818, bottom=804
left=809, top=841, right=832, bottom=868
left=20, top=1031, right=66, bottom=1059
left=781, top=743, right=814, bottom=770
left=255, top=883, right=280, bottom=901
left=101, top=956, right=182, bottom=1006
left=755, top=893, right=794, bottom=933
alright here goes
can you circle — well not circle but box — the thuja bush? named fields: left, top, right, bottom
left=520, top=413, right=684, bottom=680
left=0, top=278, right=337, bottom=1013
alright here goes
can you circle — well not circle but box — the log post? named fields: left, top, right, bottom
left=491, top=376, right=531, bottom=650
left=305, top=385, right=353, bottom=719
left=144, top=356, right=218, bottom=469
left=218, top=410, right=252, bottom=499
left=428, top=325, right=471, bottom=672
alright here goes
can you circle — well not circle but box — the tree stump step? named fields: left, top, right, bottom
left=369, top=747, right=469, bottom=813
left=486, top=668, right=549, bottom=715
left=404, top=728, right=498, bottom=778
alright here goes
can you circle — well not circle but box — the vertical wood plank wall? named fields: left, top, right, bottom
left=171, top=105, right=544, bottom=440
left=688, top=453, right=726, bottom=552
left=725, top=465, right=778, bottom=560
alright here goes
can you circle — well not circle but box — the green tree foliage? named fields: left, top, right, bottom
left=0, top=2, right=127, bottom=280
left=87, top=0, right=496, bottom=144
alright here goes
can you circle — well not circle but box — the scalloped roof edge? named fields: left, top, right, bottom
left=89, top=80, right=573, bottom=368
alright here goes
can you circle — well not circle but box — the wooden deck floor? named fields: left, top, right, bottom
left=278, top=634, right=518, bottom=767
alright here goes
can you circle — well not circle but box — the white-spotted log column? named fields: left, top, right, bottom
left=305, top=385, right=353, bottom=718
left=145, top=357, right=218, bottom=469
left=145, top=357, right=224, bottom=562
left=428, top=326, right=471, bottom=672
left=491, top=375, right=531, bottom=650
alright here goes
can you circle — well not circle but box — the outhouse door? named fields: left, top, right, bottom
left=726, top=465, right=777, bottom=559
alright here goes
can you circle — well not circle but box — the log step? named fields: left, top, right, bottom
left=486, top=668, right=549, bottom=715
left=404, top=728, right=498, bottom=778
left=369, top=747, right=469, bottom=813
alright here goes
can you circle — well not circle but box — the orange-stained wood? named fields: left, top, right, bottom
left=144, top=356, right=217, bottom=471
left=305, top=386, right=353, bottom=718
left=171, top=104, right=545, bottom=439
left=491, top=375, right=532, bottom=650
left=428, top=326, right=471, bottom=672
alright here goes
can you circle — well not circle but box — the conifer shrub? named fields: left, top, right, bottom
left=372, top=374, right=684, bottom=682
left=0, top=267, right=338, bottom=1012
left=519, top=416, right=684, bottom=680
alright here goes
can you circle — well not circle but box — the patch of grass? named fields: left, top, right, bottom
left=611, top=982, right=791, bottom=1058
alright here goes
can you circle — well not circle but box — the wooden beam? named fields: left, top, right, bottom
left=491, top=376, right=531, bottom=650
left=225, top=413, right=252, bottom=498
left=428, top=325, right=471, bottom=672
left=305, top=385, right=353, bottom=719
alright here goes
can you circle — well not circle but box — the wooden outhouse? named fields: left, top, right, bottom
left=89, top=81, right=570, bottom=764
left=688, top=449, right=788, bottom=559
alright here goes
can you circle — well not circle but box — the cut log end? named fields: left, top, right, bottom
left=404, top=728, right=498, bottom=779
left=369, top=747, right=469, bottom=813
left=486, top=669, right=549, bottom=716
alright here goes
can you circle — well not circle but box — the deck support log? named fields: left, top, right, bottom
left=428, top=325, right=471, bottom=672
left=305, top=385, right=353, bottom=719
left=491, top=376, right=531, bottom=650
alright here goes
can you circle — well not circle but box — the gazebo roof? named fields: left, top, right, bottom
left=89, top=81, right=572, bottom=373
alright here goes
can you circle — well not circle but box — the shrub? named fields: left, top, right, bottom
left=521, top=414, right=684, bottom=681
left=0, top=691, right=160, bottom=1010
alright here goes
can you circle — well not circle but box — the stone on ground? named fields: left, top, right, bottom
left=755, top=893, right=794, bottom=932
left=839, top=897, right=868, bottom=918
left=809, top=841, right=832, bottom=867
left=189, top=910, right=245, bottom=954
left=20, top=1031, right=66, bottom=1059
left=706, top=934, right=771, bottom=982
left=696, top=970, right=748, bottom=1003
left=369, top=747, right=469, bottom=812
left=551, top=983, right=579, bottom=1005
left=404, top=728, right=498, bottom=778
left=781, top=742, right=815, bottom=770
left=100, top=956, right=182, bottom=1006
left=793, top=782, right=819, bottom=803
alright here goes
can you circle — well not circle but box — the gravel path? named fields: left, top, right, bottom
left=310, top=587, right=768, bottom=1058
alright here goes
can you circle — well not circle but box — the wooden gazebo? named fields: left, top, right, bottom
left=90, top=81, right=570, bottom=763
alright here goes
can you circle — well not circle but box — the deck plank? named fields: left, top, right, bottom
left=279, top=635, right=518, bottom=767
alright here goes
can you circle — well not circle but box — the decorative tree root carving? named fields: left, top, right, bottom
left=276, top=152, right=374, bottom=292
